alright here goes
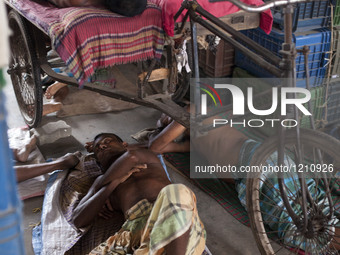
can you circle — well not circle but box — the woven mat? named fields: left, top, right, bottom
left=163, top=152, right=250, bottom=226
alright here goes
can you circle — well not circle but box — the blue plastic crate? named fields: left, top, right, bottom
left=235, top=28, right=331, bottom=88
left=326, top=80, right=340, bottom=124
left=269, top=0, right=332, bottom=32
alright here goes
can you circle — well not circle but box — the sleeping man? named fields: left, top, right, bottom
left=72, top=133, right=206, bottom=255
left=148, top=111, right=340, bottom=252
left=48, top=0, right=147, bottom=17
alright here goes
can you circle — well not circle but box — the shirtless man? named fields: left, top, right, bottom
left=72, top=133, right=205, bottom=255
left=148, top=112, right=340, bottom=252
left=149, top=109, right=248, bottom=181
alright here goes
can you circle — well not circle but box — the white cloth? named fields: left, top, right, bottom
left=38, top=171, right=81, bottom=255
left=0, top=0, right=9, bottom=68
left=18, top=175, right=48, bottom=200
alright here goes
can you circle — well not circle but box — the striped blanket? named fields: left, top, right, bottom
left=7, top=0, right=165, bottom=85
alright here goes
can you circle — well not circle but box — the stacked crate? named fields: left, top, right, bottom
left=325, top=80, right=340, bottom=124
left=199, top=39, right=235, bottom=77
left=234, top=0, right=333, bottom=125
left=235, top=0, right=332, bottom=87
left=235, top=28, right=331, bottom=88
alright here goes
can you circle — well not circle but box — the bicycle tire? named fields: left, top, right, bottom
left=246, top=128, right=340, bottom=255
left=8, top=10, right=42, bottom=128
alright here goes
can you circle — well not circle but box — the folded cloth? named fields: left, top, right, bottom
left=160, top=0, right=273, bottom=37
left=89, top=184, right=206, bottom=255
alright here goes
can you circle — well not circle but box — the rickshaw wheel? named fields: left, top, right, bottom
left=7, top=10, right=42, bottom=128
left=246, top=129, right=340, bottom=254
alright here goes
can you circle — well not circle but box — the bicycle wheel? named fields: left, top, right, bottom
left=7, top=10, right=42, bottom=128
left=246, top=128, right=340, bottom=255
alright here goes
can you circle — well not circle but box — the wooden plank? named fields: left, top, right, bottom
left=138, top=68, right=170, bottom=82
left=182, top=10, right=260, bottom=37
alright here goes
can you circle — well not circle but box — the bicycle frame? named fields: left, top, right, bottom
left=175, top=0, right=335, bottom=239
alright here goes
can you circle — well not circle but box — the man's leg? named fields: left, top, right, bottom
left=12, top=135, right=37, bottom=162
left=43, top=82, right=69, bottom=116
left=164, top=228, right=190, bottom=255
left=45, top=82, right=68, bottom=100
left=138, top=184, right=205, bottom=255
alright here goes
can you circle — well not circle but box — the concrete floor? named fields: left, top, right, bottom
left=3, top=68, right=262, bottom=255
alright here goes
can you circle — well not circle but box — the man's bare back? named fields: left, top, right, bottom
left=191, top=125, right=247, bottom=166
left=149, top=112, right=248, bottom=180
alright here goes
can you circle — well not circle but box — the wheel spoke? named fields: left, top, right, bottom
left=247, top=129, right=340, bottom=255
left=8, top=10, right=42, bottom=127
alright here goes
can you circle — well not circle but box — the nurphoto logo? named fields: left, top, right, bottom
left=199, top=83, right=312, bottom=128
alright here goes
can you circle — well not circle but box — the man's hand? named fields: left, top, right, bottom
left=98, top=149, right=160, bottom=189
left=118, top=163, right=147, bottom=184
left=133, top=163, right=147, bottom=170
left=58, top=151, right=82, bottom=169
left=85, top=141, right=94, bottom=153
left=98, top=199, right=115, bottom=220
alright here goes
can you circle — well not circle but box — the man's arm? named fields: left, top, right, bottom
left=72, top=149, right=158, bottom=228
left=14, top=152, right=81, bottom=183
left=149, top=120, right=187, bottom=154
left=72, top=175, right=119, bottom=228
left=97, top=149, right=160, bottom=189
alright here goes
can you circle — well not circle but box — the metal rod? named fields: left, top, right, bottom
left=174, top=3, right=186, bottom=22
left=276, top=3, right=309, bottom=233
left=190, top=10, right=201, bottom=117
left=285, top=5, right=308, bottom=232
left=300, top=46, right=334, bottom=220
left=176, top=11, right=190, bottom=35
left=210, top=0, right=313, bottom=13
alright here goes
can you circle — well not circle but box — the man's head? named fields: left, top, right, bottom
left=104, top=0, right=147, bottom=17
left=93, top=133, right=127, bottom=170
